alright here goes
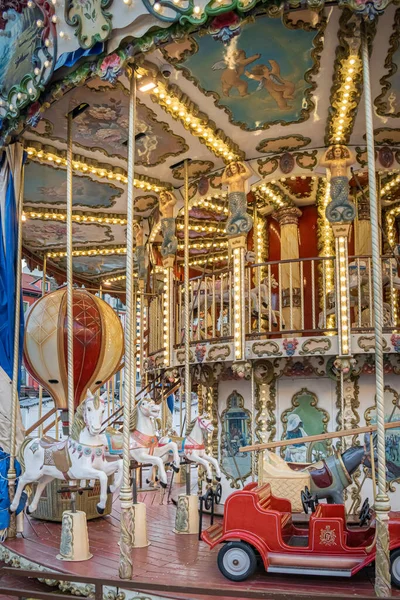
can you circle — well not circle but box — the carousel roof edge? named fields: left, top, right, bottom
left=0, top=0, right=398, bottom=144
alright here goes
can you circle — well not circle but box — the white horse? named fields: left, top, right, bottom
left=162, top=414, right=222, bottom=483
left=10, top=391, right=123, bottom=515
left=105, top=398, right=180, bottom=488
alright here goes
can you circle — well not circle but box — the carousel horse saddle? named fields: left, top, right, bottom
left=169, top=436, right=185, bottom=452
left=104, top=427, right=123, bottom=456
left=308, top=460, right=333, bottom=489
left=39, top=436, right=67, bottom=450
left=39, top=437, right=71, bottom=472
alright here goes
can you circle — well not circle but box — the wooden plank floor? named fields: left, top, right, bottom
left=2, top=484, right=400, bottom=600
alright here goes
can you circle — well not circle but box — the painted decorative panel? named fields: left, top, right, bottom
left=23, top=162, right=123, bottom=209
left=35, top=82, right=188, bottom=165
left=56, top=254, right=126, bottom=276
left=281, top=388, right=330, bottom=463
left=169, top=15, right=324, bottom=131
left=22, top=220, right=113, bottom=249
left=220, top=390, right=251, bottom=486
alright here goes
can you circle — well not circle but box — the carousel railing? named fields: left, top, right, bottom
left=146, top=254, right=400, bottom=357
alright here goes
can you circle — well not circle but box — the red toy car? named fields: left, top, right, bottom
left=201, top=482, right=400, bottom=585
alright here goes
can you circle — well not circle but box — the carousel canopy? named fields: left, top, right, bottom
left=1, top=1, right=400, bottom=285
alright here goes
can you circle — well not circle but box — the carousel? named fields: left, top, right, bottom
left=2, top=0, right=400, bottom=597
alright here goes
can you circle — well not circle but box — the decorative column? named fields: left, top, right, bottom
left=273, top=206, right=302, bottom=332
left=159, top=191, right=178, bottom=368
left=253, top=360, right=275, bottom=485
left=320, top=144, right=356, bottom=359
left=221, top=161, right=253, bottom=362
left=362, top=23, right=391, bottom=598
left=119, top=70, right=136, bottom=578
left=321, top=144, right=357, bottom=506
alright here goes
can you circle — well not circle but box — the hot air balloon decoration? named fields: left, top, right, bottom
left=24, top=288, right=124, bottom=411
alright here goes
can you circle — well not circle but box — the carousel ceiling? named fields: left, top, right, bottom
left=11, top=3, right=400, bottom=284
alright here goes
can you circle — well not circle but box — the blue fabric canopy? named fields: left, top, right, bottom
left=0, top=449, right=25, bottom=535
left=0, top=154, right=24, bottom=385
left=55, top=43, right=104, bottom=71
left=167, top=393, right=174, bottom=414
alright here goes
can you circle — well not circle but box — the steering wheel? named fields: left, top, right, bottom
left=359, top=497, right=372, bottom=527
left=301, top=486, right=317, bottom=514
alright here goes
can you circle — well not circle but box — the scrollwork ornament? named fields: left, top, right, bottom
left=226, top=191, right=253, bottom=236
left=231, top=361, right=252, bottom=379
left=253, top=360, right=274, bottom=385
left=0, top=0, right=57, bottom=123
left=118, top=505, right=135, bottom=579
left=65, top=0, right=113, bottom=50
left=338, top=0, right=390, bottom=20
left=375, top=512, right=392, bottom=597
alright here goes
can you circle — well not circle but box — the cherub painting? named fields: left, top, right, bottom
left=173, top=15, right=320, bottom=130
left=245, top=60, right=295, bottom=109
left=212, top=49, right=261, bottom=97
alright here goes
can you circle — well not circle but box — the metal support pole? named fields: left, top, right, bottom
left=66, top=113, right=75, bottom=434
left=184, top=160, right=191, bottom=431
left=8, top=155, right=24, bottom=539
left=132, top=284, right=137, bottom=408
left=362, top=23, right=391, bottom=598
left=38, top=254, right=47, bottom=437
left=119, top=70, right=136, bottom=579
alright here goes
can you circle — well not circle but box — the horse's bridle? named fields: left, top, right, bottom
left=198, top=415, right=213, bottom=432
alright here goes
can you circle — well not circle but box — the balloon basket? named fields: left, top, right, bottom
left=57, top=510, right=92, bottom=562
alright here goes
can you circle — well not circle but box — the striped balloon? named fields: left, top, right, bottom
left=23, top=288, right=124, bottom=410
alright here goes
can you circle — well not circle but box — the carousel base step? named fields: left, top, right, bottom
left=268, top=566, right=352, bottom=577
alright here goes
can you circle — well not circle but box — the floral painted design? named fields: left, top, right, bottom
left=283, top=338, right=299, bottom=357
left=391, top=333, right=400, bottom=353
left=209, top=12, right=241, bottom=45
left=26, top=101, right=42, bottom=128
left=98, top=53, right=123, bottom=84
left=195, top=343, right=207, bottom=363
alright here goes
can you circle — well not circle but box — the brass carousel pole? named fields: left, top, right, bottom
left=8, top=155, right=24, bottom=539
left=184, top=159, right=191, bottom=432
left=361, top=22, right=391, bottom=598
left=66, top=111, right=75, bottom=436
left=119, top=68, right=136, bottom=578
left=174, top=158, right=198, bottom=534
left=38, top=254, right=47, bottom=437
left=56, top=104, right=91, bottom=563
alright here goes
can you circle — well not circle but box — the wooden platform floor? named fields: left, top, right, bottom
left=2, top=488, right=400, bottom=600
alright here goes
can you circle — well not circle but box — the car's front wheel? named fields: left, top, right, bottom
left=217, top=541, right=257, bottom=582
left=391, top=548, right=400, bottom=587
